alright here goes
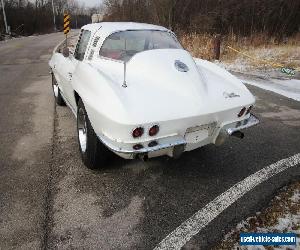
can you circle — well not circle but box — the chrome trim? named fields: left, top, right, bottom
left=215, top=114, right=259, bottom=146
left=175, top=60, right=189, bottom=72
left=226, top=114, right=259, bottom=135
left=99, top=55, right=124, bottom=63
left=97, top=133, right=186, bottom=155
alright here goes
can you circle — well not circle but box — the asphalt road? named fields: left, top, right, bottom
left=0, top=33, right=300, bottom=250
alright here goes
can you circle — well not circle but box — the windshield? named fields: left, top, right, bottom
left=99, top=30, right=182, bottom=61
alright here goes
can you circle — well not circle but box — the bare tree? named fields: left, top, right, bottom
left=102, top=0, right=300, bottom=38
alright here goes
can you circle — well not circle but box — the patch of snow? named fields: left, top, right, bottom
left=217, top=59, right=253, bottom=72
left=0, top=34, right=42, bottom=44
left=222, top=186, right=300, bottom=250
left=218, top=45, right=299, bottom=75
left=271, top=216, right=294, bottom=231
left=243, top=78, right=300, bottom=102
left=236, top=221, right=248, bottom=231
left=290, top=190, right=300, bottom=203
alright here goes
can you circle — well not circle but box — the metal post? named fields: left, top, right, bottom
left=75, top=13, right=77, bottom=29
left=51, top=0, right=56, bottom=31
left=1, top=0, right=8, bottom=34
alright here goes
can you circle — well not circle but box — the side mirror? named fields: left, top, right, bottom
left=62, top=47, right=70, bottom=58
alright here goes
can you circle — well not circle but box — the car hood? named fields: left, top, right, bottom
left=92, top=49, right=254, bottom=123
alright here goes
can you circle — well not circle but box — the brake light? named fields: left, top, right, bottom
left=149, top=125, right=159, bottom=136
left=148, top=141, right=158, bottom=147
left=132, top=127, right=144, bottom=138
left=238, top=107, right=246, bottom=117
left=246, top=105, right=253, bottom=115
left=133, top=144, right=143, bottom=150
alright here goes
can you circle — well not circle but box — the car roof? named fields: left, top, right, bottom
left=81, top=22, right=170, bottom=38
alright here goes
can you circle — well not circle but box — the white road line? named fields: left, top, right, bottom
left=154, top=153, right=300, bottom=250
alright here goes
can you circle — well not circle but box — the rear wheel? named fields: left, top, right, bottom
left=77, top=99, right=110, bottom=169
left=51, top=73, right=65, bottom=106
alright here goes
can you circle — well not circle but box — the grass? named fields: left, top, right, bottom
left=179, top=32, right=300, bottom=71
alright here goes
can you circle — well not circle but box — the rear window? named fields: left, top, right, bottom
left=99, top=30, right=182, bottom=61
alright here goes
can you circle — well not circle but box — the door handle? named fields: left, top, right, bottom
left=68, top=72, right=72, bottom=78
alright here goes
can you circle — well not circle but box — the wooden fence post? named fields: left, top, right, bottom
left=213, top=34, right=221, bottom=60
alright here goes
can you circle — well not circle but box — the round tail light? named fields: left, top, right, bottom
left=149, top=125, right=159, bottom=136
left=148, top=141, right=158, bottom=147
left=238, top=107, right=246, bottom=117
left=246, top=105, right=253, bottom=115
left=133, top=144, right=143, bottom=150
left=132, top=127, right=144, bottom=138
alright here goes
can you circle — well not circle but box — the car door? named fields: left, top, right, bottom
left=58, top=29, right=92, bottom=110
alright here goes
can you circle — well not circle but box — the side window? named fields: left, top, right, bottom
left=74, top=30, right=91, bottom=61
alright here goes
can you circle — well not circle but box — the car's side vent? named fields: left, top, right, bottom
left=93, top=36, right=100, bottom=47
left=88, top=50, right=94, bottom=60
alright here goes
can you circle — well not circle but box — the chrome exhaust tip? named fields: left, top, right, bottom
left=215, top=130, right=227, bottom=146
left=215, top=129, right=244, bottom=146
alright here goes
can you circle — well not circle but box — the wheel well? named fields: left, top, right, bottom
left=74, top=91, right=80, bottom=105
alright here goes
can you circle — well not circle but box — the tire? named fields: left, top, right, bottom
left=51, top=73, right=65, bottom=106
left=77, top=98, right=110, bottom=169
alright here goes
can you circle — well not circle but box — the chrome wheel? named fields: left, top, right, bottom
left=52, top=76, right=59, bottom=98
left=78, top=107, right=87, bottom=153
left=52, top=74, right=65, bottom=106
left=77, top=98, right=110, bottom=169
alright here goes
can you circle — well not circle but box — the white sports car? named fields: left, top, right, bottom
left=49, top=22, right=259, bottom=169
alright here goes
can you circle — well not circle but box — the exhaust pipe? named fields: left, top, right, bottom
left=231, top=131, right=244, bottom=139
left=215, top=129, right=244, bottom=146
left=138, top=154, right=148, bottom=162
left=173, top=144, right=185, bottom=159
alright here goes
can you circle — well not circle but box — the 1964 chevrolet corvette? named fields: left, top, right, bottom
left=49, top=22, right=259, bottom=169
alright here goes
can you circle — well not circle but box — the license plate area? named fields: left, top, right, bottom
left=185, top=122, right=216, bottom=143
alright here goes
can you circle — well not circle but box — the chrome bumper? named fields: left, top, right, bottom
left=98, top=114, right=259, bottom=159
left=97, top=133, right=186, bottom=159
left=215, top=114, right=259, bottom=145
left=225, top=114, right=259, bottom=135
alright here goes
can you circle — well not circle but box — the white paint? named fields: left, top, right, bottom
left=154, top=153, right=300, bottom=250
left=50, top=23, right=256, bottom=160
